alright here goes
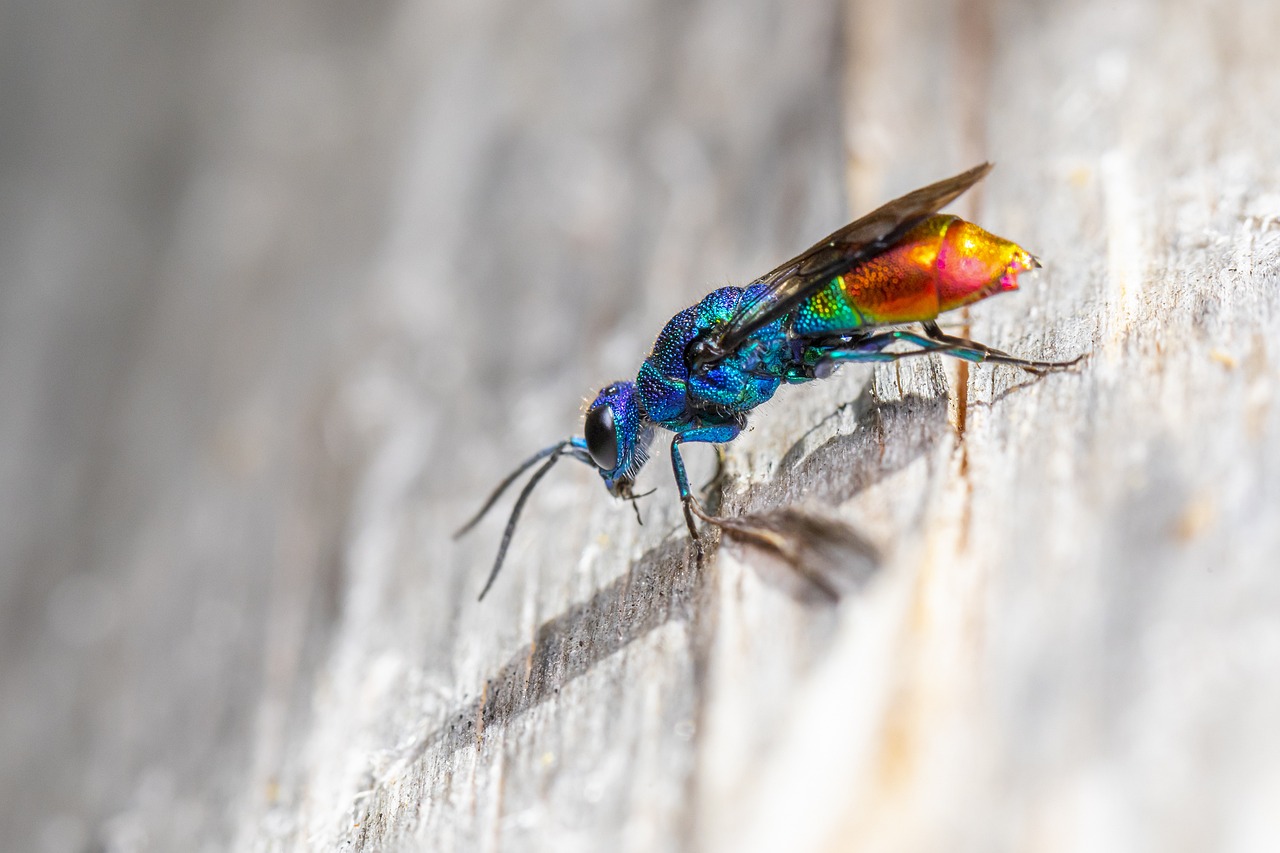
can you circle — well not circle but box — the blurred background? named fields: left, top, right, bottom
left=5, top=0, right=1280, bottom=851
left=1, top=0, right=844, bottom=848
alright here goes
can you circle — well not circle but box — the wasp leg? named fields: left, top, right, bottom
left=920, top=321, right=1082, bottom=373
left=813, top=328, right=1078, bottom=374
left=670, top=424, right=742, bottom=545
left=809, top=329, right=958, bottom=372
left=700, top=445, right=727, bottom=502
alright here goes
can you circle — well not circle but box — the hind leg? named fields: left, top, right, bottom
left=807, top=329, right=976, bottom=376
left=920, top=321, right=1082, bottom=372
left=809, top=327, right=1079, bottom=375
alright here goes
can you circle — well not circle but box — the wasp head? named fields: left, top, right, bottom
left=584, top=381, right=653, bottom=498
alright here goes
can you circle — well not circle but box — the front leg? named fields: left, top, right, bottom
left=670, top=422, right=742, bottom=543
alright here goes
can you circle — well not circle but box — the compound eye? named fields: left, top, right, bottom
left=584, top=404, right=618, bottom=470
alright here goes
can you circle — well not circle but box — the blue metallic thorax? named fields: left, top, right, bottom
left=636, top=285, right=801, bottom=431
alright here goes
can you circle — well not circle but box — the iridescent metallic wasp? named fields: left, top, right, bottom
left=458, top=164, right=1080, bottom=599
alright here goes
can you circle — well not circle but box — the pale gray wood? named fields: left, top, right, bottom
left=3, top=0, right=1279, bottom=851
left=302, top=0, right=1280, bottom=849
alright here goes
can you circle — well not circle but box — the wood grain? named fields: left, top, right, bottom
left=2, top=0, right=1278, bottom=850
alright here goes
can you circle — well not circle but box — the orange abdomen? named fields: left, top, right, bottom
left=791, top=215, right=1037, bottom=335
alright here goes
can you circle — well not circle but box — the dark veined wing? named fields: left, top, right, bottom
left=704, top=163, right=993, bottom=360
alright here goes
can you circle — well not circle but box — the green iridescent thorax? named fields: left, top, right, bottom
left=792, top=215, right=1038, bottom=337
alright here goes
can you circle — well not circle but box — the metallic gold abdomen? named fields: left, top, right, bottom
left=792, top=215, right=1037, bottom=336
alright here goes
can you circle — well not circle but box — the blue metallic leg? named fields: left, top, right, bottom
left=813, top=327, right=1079, bottom=374
left=700, top=445, right=727, bottom=502
left=919, top=321, right=1082, bottom=371
left=670, top=423, right=741, bottom=542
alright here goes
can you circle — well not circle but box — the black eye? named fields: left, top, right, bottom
left=584, top=404, right=618, bottom=470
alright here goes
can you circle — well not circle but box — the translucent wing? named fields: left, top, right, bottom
left=706, top=163, right=993, bottom=359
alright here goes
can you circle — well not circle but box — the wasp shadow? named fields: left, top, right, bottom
left=769, top=383, right=950, bottom=508
left=399, top=535, right=697, bottom=770
left=399, top=385, right=949, bottom=775
left=705, top=383, right=948, bottom=605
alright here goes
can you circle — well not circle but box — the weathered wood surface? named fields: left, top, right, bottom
left=2, top=0, right=1279, bottom=850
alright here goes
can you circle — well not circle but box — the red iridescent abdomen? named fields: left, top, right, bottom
left=791, top=215, right=1038, bottom=336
